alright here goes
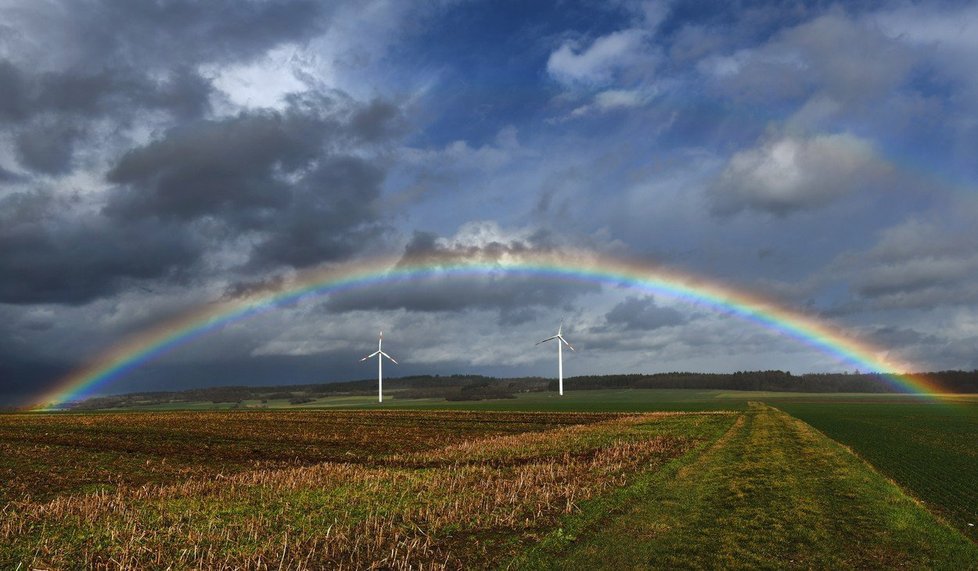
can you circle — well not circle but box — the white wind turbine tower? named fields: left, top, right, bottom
left=360, top=331, right=398, bottom=403
left=536, top=321, right=575, bottom=396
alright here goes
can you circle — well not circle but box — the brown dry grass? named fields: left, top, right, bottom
left=1, top=412, right=693, bottom=569
left=0, top=410, right=615, bottom=503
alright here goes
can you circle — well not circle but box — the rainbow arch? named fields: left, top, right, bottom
left=31, top=250, right=945, bottom=410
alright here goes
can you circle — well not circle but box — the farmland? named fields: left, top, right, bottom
left=777, top=400, right=978, bottom=543
left=2, top=397, right=977, bottom=568
left=1, top=410, right=721, bottom=568
left=517, top=404, right=977, bottom=569
left=0, top=410, right=612, bottom=504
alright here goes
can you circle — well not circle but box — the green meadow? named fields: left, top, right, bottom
left=2, top=389, right=976, bottom=568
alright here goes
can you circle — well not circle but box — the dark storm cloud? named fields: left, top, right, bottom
left=0, top=165, right=22, bottom=182
left=248, top=156, right=388, bottom=268
left=604, top=296, right=686, bottom=331
left=65, top=0, right=329, bottom=68
left=14, top=120, right=80, bottom=174
left=223, top=275, right=289, bottom=301
left=136, top=68, right=215, bottom=121
left=105, top=109, right=329, bottom=220
left=0, top=191, right=200, bottom=304
left=324, top=231, right=599, bottom=319
left=0, top=60, right=30, bottom=121
left=0, top=0, right=329, bottom=175
left=0, top=60, right=214, bottom=125
left=822, top=213, right=978, bottom=311
left=0, top=59, right=217, bottom=175
left=866, top=326, right=937, bottom=348
left=5, top=0, right=329, bottom=74
left=105, top=95, right=397, bottom=270
left=0, top=353, right=72, bottom=407
left=350, top=100, right=407, bottom=143
left=0, top=21, right=402, bottom=303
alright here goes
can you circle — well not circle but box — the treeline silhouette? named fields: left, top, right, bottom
left=64, top=370, right=978, bottom=410
left=552, top=370, right=978, bottom=393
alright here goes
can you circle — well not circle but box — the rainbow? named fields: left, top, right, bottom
left=31, top=250, right=946, bottom=410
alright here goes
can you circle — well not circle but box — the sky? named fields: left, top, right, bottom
left=2, top=0, right=978, bottom=405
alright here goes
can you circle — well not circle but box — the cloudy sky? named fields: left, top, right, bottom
left=2, top=0, right=977, bottom=404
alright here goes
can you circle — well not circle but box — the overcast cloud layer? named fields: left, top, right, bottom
left=2, top=0, right=977, bottom=405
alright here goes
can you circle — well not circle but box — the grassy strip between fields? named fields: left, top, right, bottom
left=510, top=403, right=978, bottom=570
left=0, top=412, right=728, bottom=569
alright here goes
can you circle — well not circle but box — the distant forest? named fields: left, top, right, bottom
left=65, top=370, right=978, bottom=410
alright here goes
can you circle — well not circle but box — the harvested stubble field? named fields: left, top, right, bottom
left=2, top=405, right=977, bottom=569
left=1, top=410, right=720, bottom=569
left=0, top=410, right=612, bottom=504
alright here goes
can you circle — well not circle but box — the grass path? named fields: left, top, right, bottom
left=514, top=403, right=978, bottom=569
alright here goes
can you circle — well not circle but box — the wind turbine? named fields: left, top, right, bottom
left=536, top=321, right=574, bottom=395
left=360, top=331, right=398, bottom=403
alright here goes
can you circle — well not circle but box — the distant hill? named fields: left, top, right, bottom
left=64, top=370, right=978, bottom=410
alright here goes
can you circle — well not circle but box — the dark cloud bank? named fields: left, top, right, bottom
left=0, top=95, right=399, bottom=305
left=325, top=231, right=601, bottom=324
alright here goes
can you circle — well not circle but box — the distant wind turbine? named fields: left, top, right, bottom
left=361, top=331, right=398, bottom=403
left=536, top=321, right=574, bottom=395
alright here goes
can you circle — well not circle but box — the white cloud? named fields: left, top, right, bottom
left=709, top=132, right=890, bottom=215
left=568, top=88, right=652, bottom=117
left=443, top=220, right=534, bottom=250
left=594, top=88, right=646, bottom=110
left=208, top=45, right=310, bottom=110
left=547, top=29, right=651, bottom=86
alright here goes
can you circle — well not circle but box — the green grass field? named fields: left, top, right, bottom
left=3, top=390, right=977, bottom=568
left=777, top=400, right=978, bottom=543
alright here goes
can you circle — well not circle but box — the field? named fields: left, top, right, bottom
left=2, top=392, right=977, bottom=568
left=777, top=400, right=978, bottom=543
left=0, top=410, right=611, bottom=504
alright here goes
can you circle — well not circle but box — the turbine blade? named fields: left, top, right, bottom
left=558, top=335, right=575, bottom=351
left=380, top=351, right=398, bottom=364
left=360, top=350, right=380, bottom=361
left=536, top=335, right=558, bottom=345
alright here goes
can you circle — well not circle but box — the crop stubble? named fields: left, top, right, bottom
left=0, top=410, right=714, bottom=569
